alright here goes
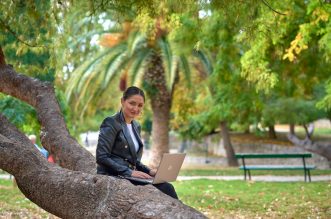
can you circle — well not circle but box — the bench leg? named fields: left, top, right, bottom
left=248, top=170, right=251, bottom=181
left=304, top=170, right=307, bottom=182
left=244, top=170, right=247, bottom=181
left=308, top=170, right=311, bottom=182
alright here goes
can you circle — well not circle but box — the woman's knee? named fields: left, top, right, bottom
left=154, top=183, right=178, bottom=199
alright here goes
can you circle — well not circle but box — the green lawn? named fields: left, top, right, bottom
left=173, top=179, right=331, bottom=218
left=1, top=178, right=330, bottom=218
left=0, top=179, right=50, bottom=218
left=179, top=167, right=331, bottom=176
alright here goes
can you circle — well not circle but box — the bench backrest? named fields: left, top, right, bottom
left=235, top=153, right=312, bottom=159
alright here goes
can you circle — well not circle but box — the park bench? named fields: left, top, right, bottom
left=235, top=153, right=316, bottom=182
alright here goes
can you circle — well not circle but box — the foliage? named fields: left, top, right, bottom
left=64, top=12, right=201, bottom=122
left=0, top=94, right=39, bottom=135
left=317, top=79, right=331, bottom=113
left=262, top=98, right=326, bottom=126
left=0, top=0, right=60, bottom=135
left=170, top=70, right=208, bottom=139
left=176, top=10, right=262, bottom=140
left=0, top=0, right=56, bottom=78
left=1, top=0, right=331, bottom=138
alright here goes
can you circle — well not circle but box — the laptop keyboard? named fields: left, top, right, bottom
left=124, top=176, right=154, bottom=184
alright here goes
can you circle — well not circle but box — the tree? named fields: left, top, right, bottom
left=0, top=50, right=205, bottom=218
left=64, top=12, right=198, bottom=167
left=240, top=0, right=331, bottom=160
left=0, top=0, right=205, bottom=216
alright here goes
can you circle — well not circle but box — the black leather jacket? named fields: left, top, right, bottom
left=96, top=111, right=150, bottom=177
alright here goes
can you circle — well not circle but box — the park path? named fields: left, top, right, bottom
left=1, top=174, right=330, bottom=182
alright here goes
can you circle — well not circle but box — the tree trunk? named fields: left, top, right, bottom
left=0, top=60, right=206, bottom=218
left=0, top=46, right=6, bottom=66
left=288, top=133, right=331, bottom=166
left=0, top=64, right=95, bottom=173
left=220, top=121, right=238, bottom=166
left=143, top=52, right=172, bottom=168
left=303, top=123, right=314, bottom=140
left=268, top=125, right=277, bottom=139
left=289, top=123, right=295, bottom=135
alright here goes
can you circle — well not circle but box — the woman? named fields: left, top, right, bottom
left=96, top=86, right=178, bottom=199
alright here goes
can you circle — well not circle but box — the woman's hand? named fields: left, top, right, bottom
left=149, top=169, right=157, bottom=177
left=131, top=170, right=152, bottom=179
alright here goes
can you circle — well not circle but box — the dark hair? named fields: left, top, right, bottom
left=123, top=86, right=145, bottom=102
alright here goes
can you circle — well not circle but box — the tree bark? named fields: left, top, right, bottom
left=303, top=123, right=314, bottom=140
left=0, top=62, right=206, bottom=218
left=220, top=121, right=238, bottom=166
left=143, top=52, right=172, bottom=168
left=0, top=64, right=95, bottom=173
left=287, top=133, right=331, bottom=166
left=268, top=125, right=277, bottom=139
left=289, top=123, right=295, bottom=135
left=0, top=46, right=6, bottom=66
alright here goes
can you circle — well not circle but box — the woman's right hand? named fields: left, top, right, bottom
left=131, top=170, right=153, bottom=179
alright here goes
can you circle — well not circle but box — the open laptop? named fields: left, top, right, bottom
left=124, top=153, right=186, bottom=184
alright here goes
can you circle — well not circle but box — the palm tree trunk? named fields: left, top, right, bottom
left=149, top=103, right=170, bottom=168
left=220, top=121, right=238, bottom=166
left=143, top=52, right=171, bottom=168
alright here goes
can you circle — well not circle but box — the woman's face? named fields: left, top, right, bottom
left=121, top=94, right=144, bottom=122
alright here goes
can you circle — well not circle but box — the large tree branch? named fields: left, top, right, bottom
left=0, top=114, right=205, bottom=218
left=287, top=133, right=331, bottom=161
left=0, top=63, right=95, bottom=173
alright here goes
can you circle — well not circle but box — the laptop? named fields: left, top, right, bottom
left=124, top=153, right=186, bottom=184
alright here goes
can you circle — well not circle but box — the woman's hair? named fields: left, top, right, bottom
left=122, top=86, right=145, bottom=102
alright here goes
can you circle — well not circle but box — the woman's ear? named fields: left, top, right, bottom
left=120, top=98, right=124, bottom=106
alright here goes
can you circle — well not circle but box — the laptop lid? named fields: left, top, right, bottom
left=152, top=153, right=186, bottom=184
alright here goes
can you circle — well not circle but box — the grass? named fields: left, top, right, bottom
left=1, top=178, right=330, bottom=218
left=173, top=179, right=331, bottom=218
left=179, top=167, right=331, bottom=176
left=0, top=179, right=50, bottom=218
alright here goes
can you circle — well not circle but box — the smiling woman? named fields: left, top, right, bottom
left=96, top=86, right=179, bottom=199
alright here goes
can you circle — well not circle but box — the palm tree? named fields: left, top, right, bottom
left=66, top=21, right=197, bottom=167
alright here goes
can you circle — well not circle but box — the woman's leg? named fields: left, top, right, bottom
left=153, top=182, right=178, bottom=199
left=127, top=179, right=178, bottom=199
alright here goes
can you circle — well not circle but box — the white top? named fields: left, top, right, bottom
left=127, top=124, right=140, bottom=152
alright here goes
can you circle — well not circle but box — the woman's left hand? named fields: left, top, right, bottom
left=149, top=169, right=157, bottom=176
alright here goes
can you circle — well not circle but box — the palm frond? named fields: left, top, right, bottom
left=193, top=50, right=213, bottom=75
left=66, top=44, right=124, bottom=101
left=74, top=75, right=98, bottom=114
left=75, top=48, right=114, bottom=91
left=158, top=38, right=178, bottom=91
left=128, top=32, right=147, bottom=56
left=102, top=52, right=131, bottom=89
left=130, top=48, right=152, bottom=84
left=179, top=55, right=192, bottom=88
left=158, top=38, right=173, bottom=76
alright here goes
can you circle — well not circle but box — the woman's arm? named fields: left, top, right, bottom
left=136, top=161, right=151, bottom=174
